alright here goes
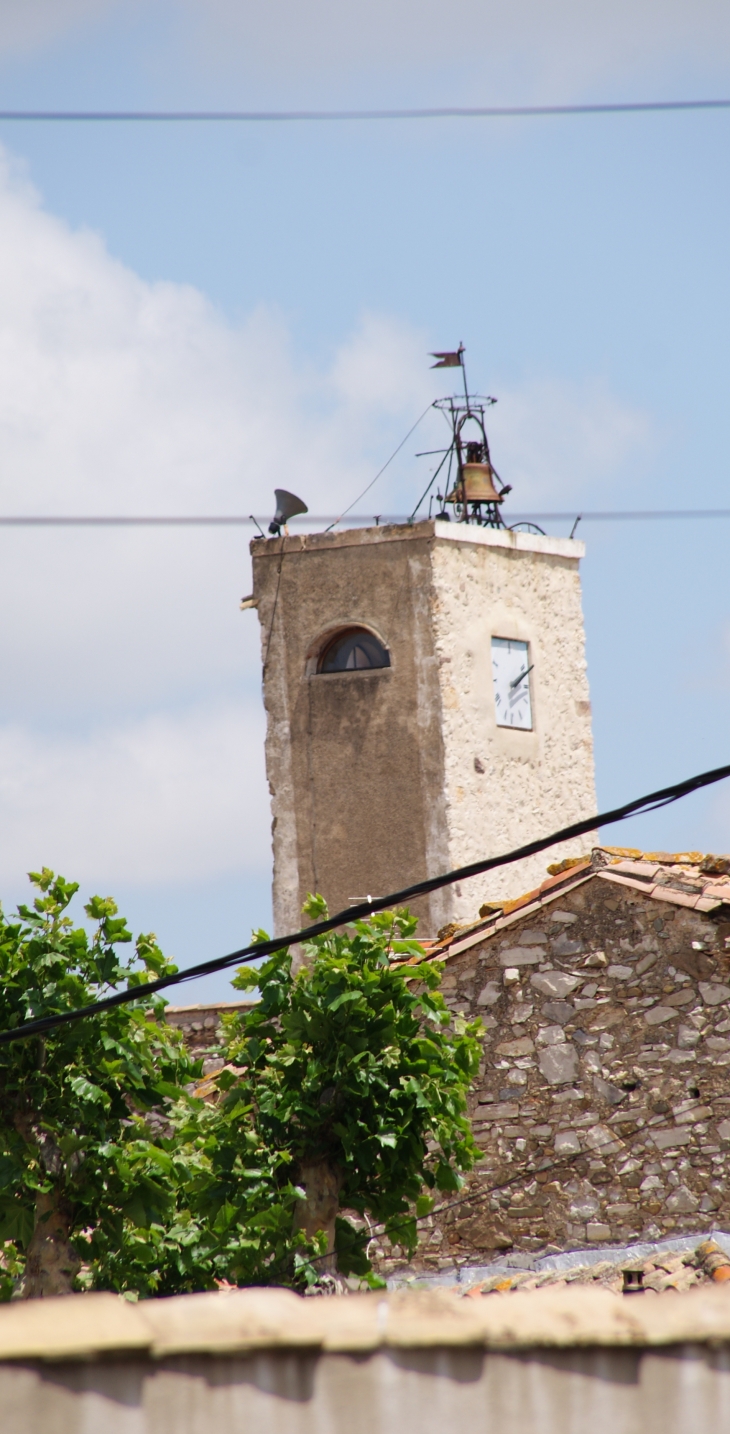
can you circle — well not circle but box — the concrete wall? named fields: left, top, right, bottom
left=5, top=1344, right=730, bottom=1433
left=252, top=520, right=595, bottom=937
left=4, top=1285, right=730, bottom=1433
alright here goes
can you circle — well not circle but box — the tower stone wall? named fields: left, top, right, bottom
left=251, top=519, right=596, bottom=936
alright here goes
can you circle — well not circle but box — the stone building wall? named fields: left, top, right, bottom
left=165, top=853, right=730, bottom=1279
left=389, top=851, right=730, bottom=1277
left=164, top=1002, right=255, bottom=1072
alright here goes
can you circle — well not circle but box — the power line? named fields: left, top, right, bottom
left=1, top=757, right=729, bottom=1047
left=0, top=510, right=728, bottom=527
left=507, top=509, right=730, bottom=522
left=0, top=100, right=729, bottom=123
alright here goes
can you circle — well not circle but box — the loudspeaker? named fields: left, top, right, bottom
left=269, top=489, right=309, bottom=535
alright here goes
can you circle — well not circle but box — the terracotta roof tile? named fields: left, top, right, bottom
left=597, top=870, right=655, bottom=894
left=609, top=859, right=661, bottom=879
left=400, top=846, right=730, bottom=971
left=649, top=885, right=704, bottom=909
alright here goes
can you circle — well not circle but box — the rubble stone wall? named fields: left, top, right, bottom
left=396, top=874, right=730, bottom=1276
left=164, top=883, right=730, bottom=1278
left=164, top=1003, right=254, bottom=1071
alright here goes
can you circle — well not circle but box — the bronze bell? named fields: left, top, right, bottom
left=462, top=462, right=503, bottom=503
left=447, top=462, right=503, bottom=505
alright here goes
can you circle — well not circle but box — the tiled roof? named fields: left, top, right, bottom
left=406, top=848, right=730, bottom=968
left=461, top=1240, right=730, bottom=1298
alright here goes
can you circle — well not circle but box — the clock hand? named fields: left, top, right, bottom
left=509, top=662, right=534, bottom=691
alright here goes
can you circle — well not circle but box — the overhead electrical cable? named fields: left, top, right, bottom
left=0, top=100, right=729, bottom=123
left=1, top=510, right=730, bottom=528
left=1, top=758, right=729, bottom=1047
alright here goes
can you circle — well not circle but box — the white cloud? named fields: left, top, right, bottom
left=176, top=0, right=730, bottom=102
left=488, top=376, right=652, bottom=510
left=0, top=145, right=651, bottom=890
left=0, top=0, right=116, bottom=57
left=4, top=0, right=730, bottom=100
left=0, top=701, right=268, bottom=886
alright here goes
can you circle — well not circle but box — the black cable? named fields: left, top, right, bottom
left=0, top=100, right=729, bottom=122
left=1, top=509, right=730, bottom=527
left=1, top=758, right=729, bottom=1047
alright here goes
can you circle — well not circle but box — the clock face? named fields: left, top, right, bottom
left=491, top=637, right=533, bottom=730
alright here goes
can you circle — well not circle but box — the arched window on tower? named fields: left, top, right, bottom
left=317, top=627, right=391, bottom=673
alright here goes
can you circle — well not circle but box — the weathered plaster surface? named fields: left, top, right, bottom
left=252, top=524, right=450, bottom=934
left=430, top=522, right=597, bottom=919
left=252, top=521, right=596, bottom=936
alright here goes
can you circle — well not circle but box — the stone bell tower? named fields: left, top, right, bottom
left=249, top=363, right=596, bottom=936
left=250, top=518, right=596, bottom=938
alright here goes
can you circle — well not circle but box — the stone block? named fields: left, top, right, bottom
left=511, top=1003, right=534, bottom=1024
left=607, top=965, right=633, bottom=979
left=699, top=982, right=730, bottom=1006
left=495, top=1037, right=534, bottom=1057
left=536, top=1025, right=566, bottom=1047
left=717, top=1120, right=730, bottom=1142
left=663, top=989, right=696, bottom=1006
left=651, top=1127, right=692, bottom=1150
left=592, top=1076, right=624, bottom=1106
left=586, top=1222, right=612, bottom=1241
left=585, top=1124, right=622, bottom=1155
left=678, top=1025, right=701, bottom=1048
left=476, top=982, right=500, bottom=1006
left=538, top=1043, right=578, bottom=1085
left=541, top=1000, right=574, bottom=1025
left=499, top=948, right=541, bottom=966
left=554, top=1130, right=581, bottom=1155
left=530, top=971, right=580, bottom=998
left=665, top=1184, right=699, bottom=1213
left=552, top=936, right=583, bottom=956
left=644, top=1006, right=679, bottom=1025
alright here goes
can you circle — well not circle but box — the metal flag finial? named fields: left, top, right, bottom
left=430, top=344, right=464, bottom=369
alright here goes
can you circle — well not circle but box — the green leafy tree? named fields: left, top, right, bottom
left=0, top=876, right=481, bottom=1298
left=190, top=897, right=482, bottom=1286
left=0, top=869, right=203, bottom=1299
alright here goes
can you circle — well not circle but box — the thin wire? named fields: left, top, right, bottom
left=324, top=406, right=432, bottom=533
left=0, top=100, right=729, bottom=122
left=1, top=756, right=729, bottom=1047
left=1, top=509, right=730, bottom=527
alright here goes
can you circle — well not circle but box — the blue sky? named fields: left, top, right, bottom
left=0, top=1, right=729, bottom=1000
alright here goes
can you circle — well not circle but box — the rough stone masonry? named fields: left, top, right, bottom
left=165, top=847, right=730, bottom=1278
left=385, top=847, right=730, bottom=1276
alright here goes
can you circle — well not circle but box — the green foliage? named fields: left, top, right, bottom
left=0, top=876, right=481, bottom=1297
left=0, top=869, right=203, bottom=1298
left=192, top=897, right=482, bottom=1284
